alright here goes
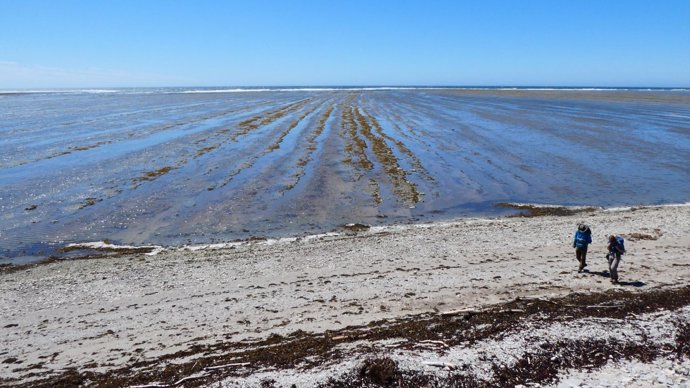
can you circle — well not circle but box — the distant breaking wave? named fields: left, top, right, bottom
left=177, top=87, right=439, bottom=93
left=176, top=86, right=690, bottom=94
left=0, top=89, right=121, bottom=94
left=2, top=86, right=689, bottom=96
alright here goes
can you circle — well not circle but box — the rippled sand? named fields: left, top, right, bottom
left=1, top=89, right=689, bottom=259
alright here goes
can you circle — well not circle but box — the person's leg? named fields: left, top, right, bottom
left=576, top=248, right=584, bottom=271
left=610, top=253, right=621, bottom=283
left=581, top=246, right=588, bottom=269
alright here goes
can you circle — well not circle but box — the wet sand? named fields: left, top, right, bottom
left=1, top=204, right=689, bottom=386
left=3, top=89, right=690, bottom=260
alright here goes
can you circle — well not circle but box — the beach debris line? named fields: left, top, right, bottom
left=439, top=307, right=481, bottom=316
left=7, top=286, right=690, bottom=387
left=203, top=362, right=251, bottom=371
left=418, top=339, right=450, bottom=348
left=422, top=361, right=458, bottom=370
left=128, top=363, right=252, bottom=388
left=495, top=202, right=599, bottom=217
left=624, top=232, right=660, bottom=241
left=341, top=223, right=371, bottom=233
left=128, top=371, right=208, bottom=388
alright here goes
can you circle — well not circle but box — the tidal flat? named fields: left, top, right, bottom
left=1, top=88, right=689, bottom=261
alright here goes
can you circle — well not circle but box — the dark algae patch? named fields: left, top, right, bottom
left=340, top=223, right=371, bottom=233
left=194, top=144, right=220, bottom=157
left=342, top=102, right=374, bottom=172
left=495, top=202, right=599, bottom=217
left=339, top=94, right=424, bottom=207
left=354, top=106, right=421, bottom=206
left=132, top=165, right=178, bottom=187
left=238, top=99, right=312, bottom=132
left=137, top=166, right=174, bottom=181
left=6, top=286, right=690, bottom=388
left=78, top=197, right=102, bottom=209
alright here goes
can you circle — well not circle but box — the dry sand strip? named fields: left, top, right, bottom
left=1, top=204, right=689, bottom=387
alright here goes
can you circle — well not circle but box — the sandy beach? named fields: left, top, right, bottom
left=1, top=204, right=689, bottom=387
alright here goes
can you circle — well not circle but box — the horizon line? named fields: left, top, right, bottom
left=3, top=84, right=690, bottom=91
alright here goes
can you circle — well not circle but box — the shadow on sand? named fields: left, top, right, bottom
left=584, top=269, right=646, bottom=287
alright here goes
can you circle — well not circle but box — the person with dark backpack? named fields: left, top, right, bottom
left=607, top=235, right=625, bottom=284
left=573, top=224, right=592, bottom=272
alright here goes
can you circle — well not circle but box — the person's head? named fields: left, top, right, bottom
left=608, top=235, right=616, bottom=242
left=578, top=224, right=587, bottom=232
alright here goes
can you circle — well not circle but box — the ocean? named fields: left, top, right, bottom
left=1, top=87, right=689, bottom=263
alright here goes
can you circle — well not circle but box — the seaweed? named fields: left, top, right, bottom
left=7, top=286, right=689, bottom=388
left=79, top=197, right=102, bottom=209
left=495, top=203, right=598, bottom=217
left=132, top=166, right=176, bottom=185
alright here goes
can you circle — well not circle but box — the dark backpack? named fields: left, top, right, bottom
left=615, top=235, right=625, bottom=253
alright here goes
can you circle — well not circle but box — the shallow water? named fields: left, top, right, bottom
left=1, top=88, right=689, bottom=260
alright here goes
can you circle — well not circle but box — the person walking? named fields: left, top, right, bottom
left=573, top=224, right=592, bottom=272
left=607, top=235, right=625, bottom=284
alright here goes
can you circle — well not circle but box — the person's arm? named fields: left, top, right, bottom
left=573, top=233, right=577, bottom=248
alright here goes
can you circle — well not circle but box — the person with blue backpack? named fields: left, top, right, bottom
left=573, top=224, right=592, bottom=272
left=607, top=235, right=626, bottom=284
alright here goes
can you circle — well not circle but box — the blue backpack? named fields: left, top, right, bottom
left=615, top=235, right=625, bottom=254
left=574, top=230, right=591, bottom=248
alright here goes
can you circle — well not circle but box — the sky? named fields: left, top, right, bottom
left=1, top=0, right=689, bottom=88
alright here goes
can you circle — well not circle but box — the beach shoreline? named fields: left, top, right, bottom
left=1, top=204, right=689, bottom=386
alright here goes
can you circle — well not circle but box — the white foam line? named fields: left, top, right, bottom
left=501, top=202, right=690, bottom=212
left=174, top=87, right=690, bottom=93
left=179, top=88, right=273, bottom=94
left=0, top=89, right=120, bottom=94
left=182, top=242, right=243, bottom=251
left=501, top=202, right=602, bottom=210
left=176, top=87, right=430, bottom=93
left=63, top=203, right=690, bottom=256
left=497, top=202, right=690, bottom=213
left=603, top=202, right=690, bottom=212
left=603, top=206, right=634, bottom=212
left=65, top=241, right=165, bottom=255
left=179, top=232, right=343, bottom=252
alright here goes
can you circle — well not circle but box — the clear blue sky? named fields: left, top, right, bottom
left=1, top=0, right=689, bottom=88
